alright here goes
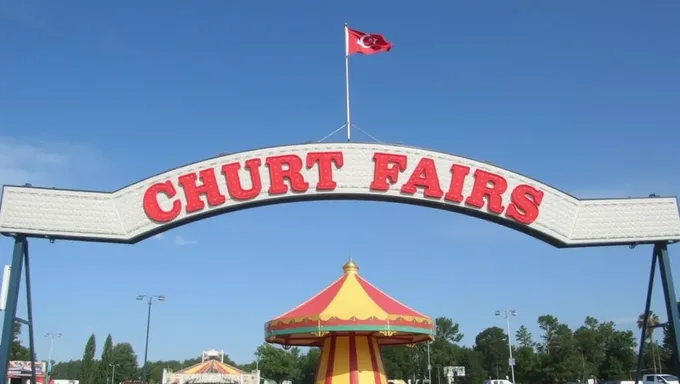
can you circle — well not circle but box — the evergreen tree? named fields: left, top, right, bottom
left=98, top=334, right=113, bottom=384
left=80, top=334, right=97, bottom=384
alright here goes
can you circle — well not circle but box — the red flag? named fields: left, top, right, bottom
left=345, top=26, right=392, bottom=56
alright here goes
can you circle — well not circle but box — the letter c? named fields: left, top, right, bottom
left=143, top=181, right=182, bottom=223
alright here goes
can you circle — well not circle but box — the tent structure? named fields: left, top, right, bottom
left=162, top=350, right=259, bottom=384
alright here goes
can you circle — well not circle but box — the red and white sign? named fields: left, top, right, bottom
left=0, top=143, right=678, bottom=247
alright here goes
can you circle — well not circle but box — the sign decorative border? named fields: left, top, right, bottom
left=0, top=143, right=678, bottom=248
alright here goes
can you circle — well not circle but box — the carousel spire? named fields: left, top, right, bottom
left=342, top=258, right=359, bottom=274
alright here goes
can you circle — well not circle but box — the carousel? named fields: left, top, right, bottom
left=162, top=350, right=259, bottom=384
left=265, top=260, right=435, bottom=384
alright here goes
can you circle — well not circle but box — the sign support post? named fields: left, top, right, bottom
left=635, top=241, right=680, bottom=381
left=0, top=236, right=37, bottom=384
left=657, top=242, right=680, bottom=376
left=23, top=240, right=37, bottom=384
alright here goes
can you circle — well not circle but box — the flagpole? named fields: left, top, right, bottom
left=344, top=23, right=351, bottom=142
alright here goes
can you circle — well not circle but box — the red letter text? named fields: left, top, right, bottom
left=307, top=152, right=344, bottom=191
left=266, top=154, right=310, bottom=194
left=177, top=168, right=227, bottom=214
left=400, top=157, right=444, bottom=198
left=143, top=181, right=182, bottom=223
left=506, top=184, right=544, bottom=225
left=370, top=153, right=407, bottom=191
left=221, top=158, right=263, bottom=200
left=444, top=164, right=470, bottom=203
left=465, top=170, right=508, bottom=214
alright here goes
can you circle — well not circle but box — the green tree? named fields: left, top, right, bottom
left=516, top=325, right=534, bottom=349
left=10, top=323, right=31, bottom=361
left=51, top=360, right=83, bottom=379
left=574, top=317, right=606, bottom=382
left=474, top=327, right=509, bottom=379
left=80, top=334, right=97, bottom=384
left=111, top=343, right=139, bottom=381
left=436, top=317, right=464, bottom=344
left=97, top=334, right=114, bottom=384
left=598, top=322, right=636, bottom=379
left=381, top=346, right=412, bottom=380
left=536, top=315, right=581, bottom=384
left=146, top=359, right=183, bottom=384
left=514, top=325, right=538, bottom=384
left=256, top=343, right=301, bottom=383
left=430, top=339, right=461, bottom=374
left=44, top=315, right=653, bottom=384
left=298, top=348, right=320, bottom=384
left=458, top=347, right=486, bottom=384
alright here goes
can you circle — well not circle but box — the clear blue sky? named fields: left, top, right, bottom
left=1, top=0, right=679, bottom=366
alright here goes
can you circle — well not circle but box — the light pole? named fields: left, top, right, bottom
left=109, top=363, right=120, bottom=384
left=427, top=341, right=432, bottom=384
left=44, top=332, right=62, bottom=384
left=495, top=309, right=517, bottom=384
left=137, top=294, right=165, bottom=384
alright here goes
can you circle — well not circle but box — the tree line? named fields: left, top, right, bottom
left=10, top=312, right=677, bottom=384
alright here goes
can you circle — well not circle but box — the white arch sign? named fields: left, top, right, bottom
left=0, top=143, right=679, bottom=247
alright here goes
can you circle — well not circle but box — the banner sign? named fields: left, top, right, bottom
left=7, top=361, right=46, bottom=377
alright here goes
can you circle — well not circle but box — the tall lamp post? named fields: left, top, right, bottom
left=137, top=294, right=165, bottom=384
left=109, top=363, right=120, bottom=384
left=427, top=341, right=432, bottom=384
left=44, top=332, right=62, bottom=384
left=495, top=309, right=517, bottom=384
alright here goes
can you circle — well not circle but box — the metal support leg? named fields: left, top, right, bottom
left=657, top=242, right=680, bottom=376
left=636, top=249, right=657, bottom=383
left=0, top=237, right=27, bottom=384
left=23, top=241, right=37, bottom=384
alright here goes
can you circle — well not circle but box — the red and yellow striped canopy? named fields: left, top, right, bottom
left=175, top=359, right=246, bottom=375
left=265, top=260, right=434, bottom=346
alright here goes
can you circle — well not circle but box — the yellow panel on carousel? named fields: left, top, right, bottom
left=333, top=336, right=351, bottom=384
left=355, top=336, right=377, bottom=384
left=315, top=335, right=388, bottom=384
left=321, top=274, right=387, bottom=320
left=316, top=338, right=331, bottom=384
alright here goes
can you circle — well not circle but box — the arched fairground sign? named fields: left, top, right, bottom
left=0, top=142, right=679, bottom=380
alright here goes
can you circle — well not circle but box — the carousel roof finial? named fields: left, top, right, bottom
left=342, top=258, right=359, bottom=274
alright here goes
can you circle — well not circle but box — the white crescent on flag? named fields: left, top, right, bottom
left=358, top=34, right=377, bottom=48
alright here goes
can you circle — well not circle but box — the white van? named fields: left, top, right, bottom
left=644, top=375, right=680, bottom=384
